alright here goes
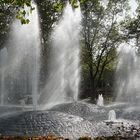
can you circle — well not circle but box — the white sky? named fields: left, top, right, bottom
left=101, top=0, right=138, bottom=17
left=129, top=0, right=138, bottom=16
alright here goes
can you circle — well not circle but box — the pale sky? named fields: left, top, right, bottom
left=129, top=0, right=138, bottom=16
left=101, top=0, right=138, bottom=18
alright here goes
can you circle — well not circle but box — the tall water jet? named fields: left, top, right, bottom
left=41, top=2, right=82, bottom=108
left=97, top=94, right=104, bottom=106
left=115, top=43, right=140, bottom=103
left=0, top=48, right=8, bottom=105
left=0, top=2, right=41, bottom=109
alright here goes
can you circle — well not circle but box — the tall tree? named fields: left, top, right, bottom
left=125, top=0, right=140, bottom=51
left=80, top=0, right=129, bottom=100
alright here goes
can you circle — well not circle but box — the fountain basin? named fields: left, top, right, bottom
left=0, top=110, right=113, bottom=139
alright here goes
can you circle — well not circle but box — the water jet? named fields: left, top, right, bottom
left=40, top=2, right=82, bottom=108
left=97, top=94, right=104, bottom=106
left=0, top=2, right=41, bottom=110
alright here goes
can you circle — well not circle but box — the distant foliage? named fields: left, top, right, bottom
left=0, top=0, right=34, bottom=24
left=1, top=0, right=140, bottom=100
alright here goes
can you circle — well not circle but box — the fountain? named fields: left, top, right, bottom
left=97, top=94, right=104, bottom=106
left=1, top=1, right=140, bottom=139
left=108, top=110, right=116, bottom=121
left=0, top=47, right=8, bottom=105
left=0, top=2, right=41, bottom=109
left=115, top=43, right=140, bottom=103
left=40, top=2, right=82, bottom=108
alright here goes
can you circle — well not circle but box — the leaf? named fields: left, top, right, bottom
left=22, top=10, right=26, bottom=16
left=26, top=1, right=31, bottom=7
left=52, top=2, right=62, bottom=12
left=26, top=19, right=30, bottom=24
left=70, top=0, right=79, bottom=8
left=73, top=4, right=78, bottom=8
left=21, top=19, right=26, bottom=24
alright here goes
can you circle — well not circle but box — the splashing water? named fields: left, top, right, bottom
left=40, top=2, right=82, bottom=108
left=97, top=94, right=104, bottom=106
left=115, top=43, right=140, bottom=103
left=108, top=110, right=116, bottom=121
left=0, top=2, right=41, bottom=109
left=0, top=48, right=8, bottom=105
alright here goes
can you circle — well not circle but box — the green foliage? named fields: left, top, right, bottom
left=0, top=0, right=34, bottom=24
left=16, top=10, right=30, bottom=24
left=70, top=0, right=79, bottom=8
left=79, top=0, right=86, bottom=4
left=52, top=0, right=80, bottom=11
left=80, top=0, right=129, bottom=98
left=0, top=0, right=31, bottom=7
left=53, top=2, right=63, bottom=12
left=122, top=0, right=140, bottom=49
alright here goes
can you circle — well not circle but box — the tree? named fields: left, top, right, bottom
left=0, top=0, right=132, bottom=101
left=80, top=0, right=129, bottom=100
left=36, top=0, right=82, bottom=89
left=124, top=0, right=140, bottom=51
left=0, top=0, right=34, bottom=24
left=0, top=0, right=35, bottom=49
